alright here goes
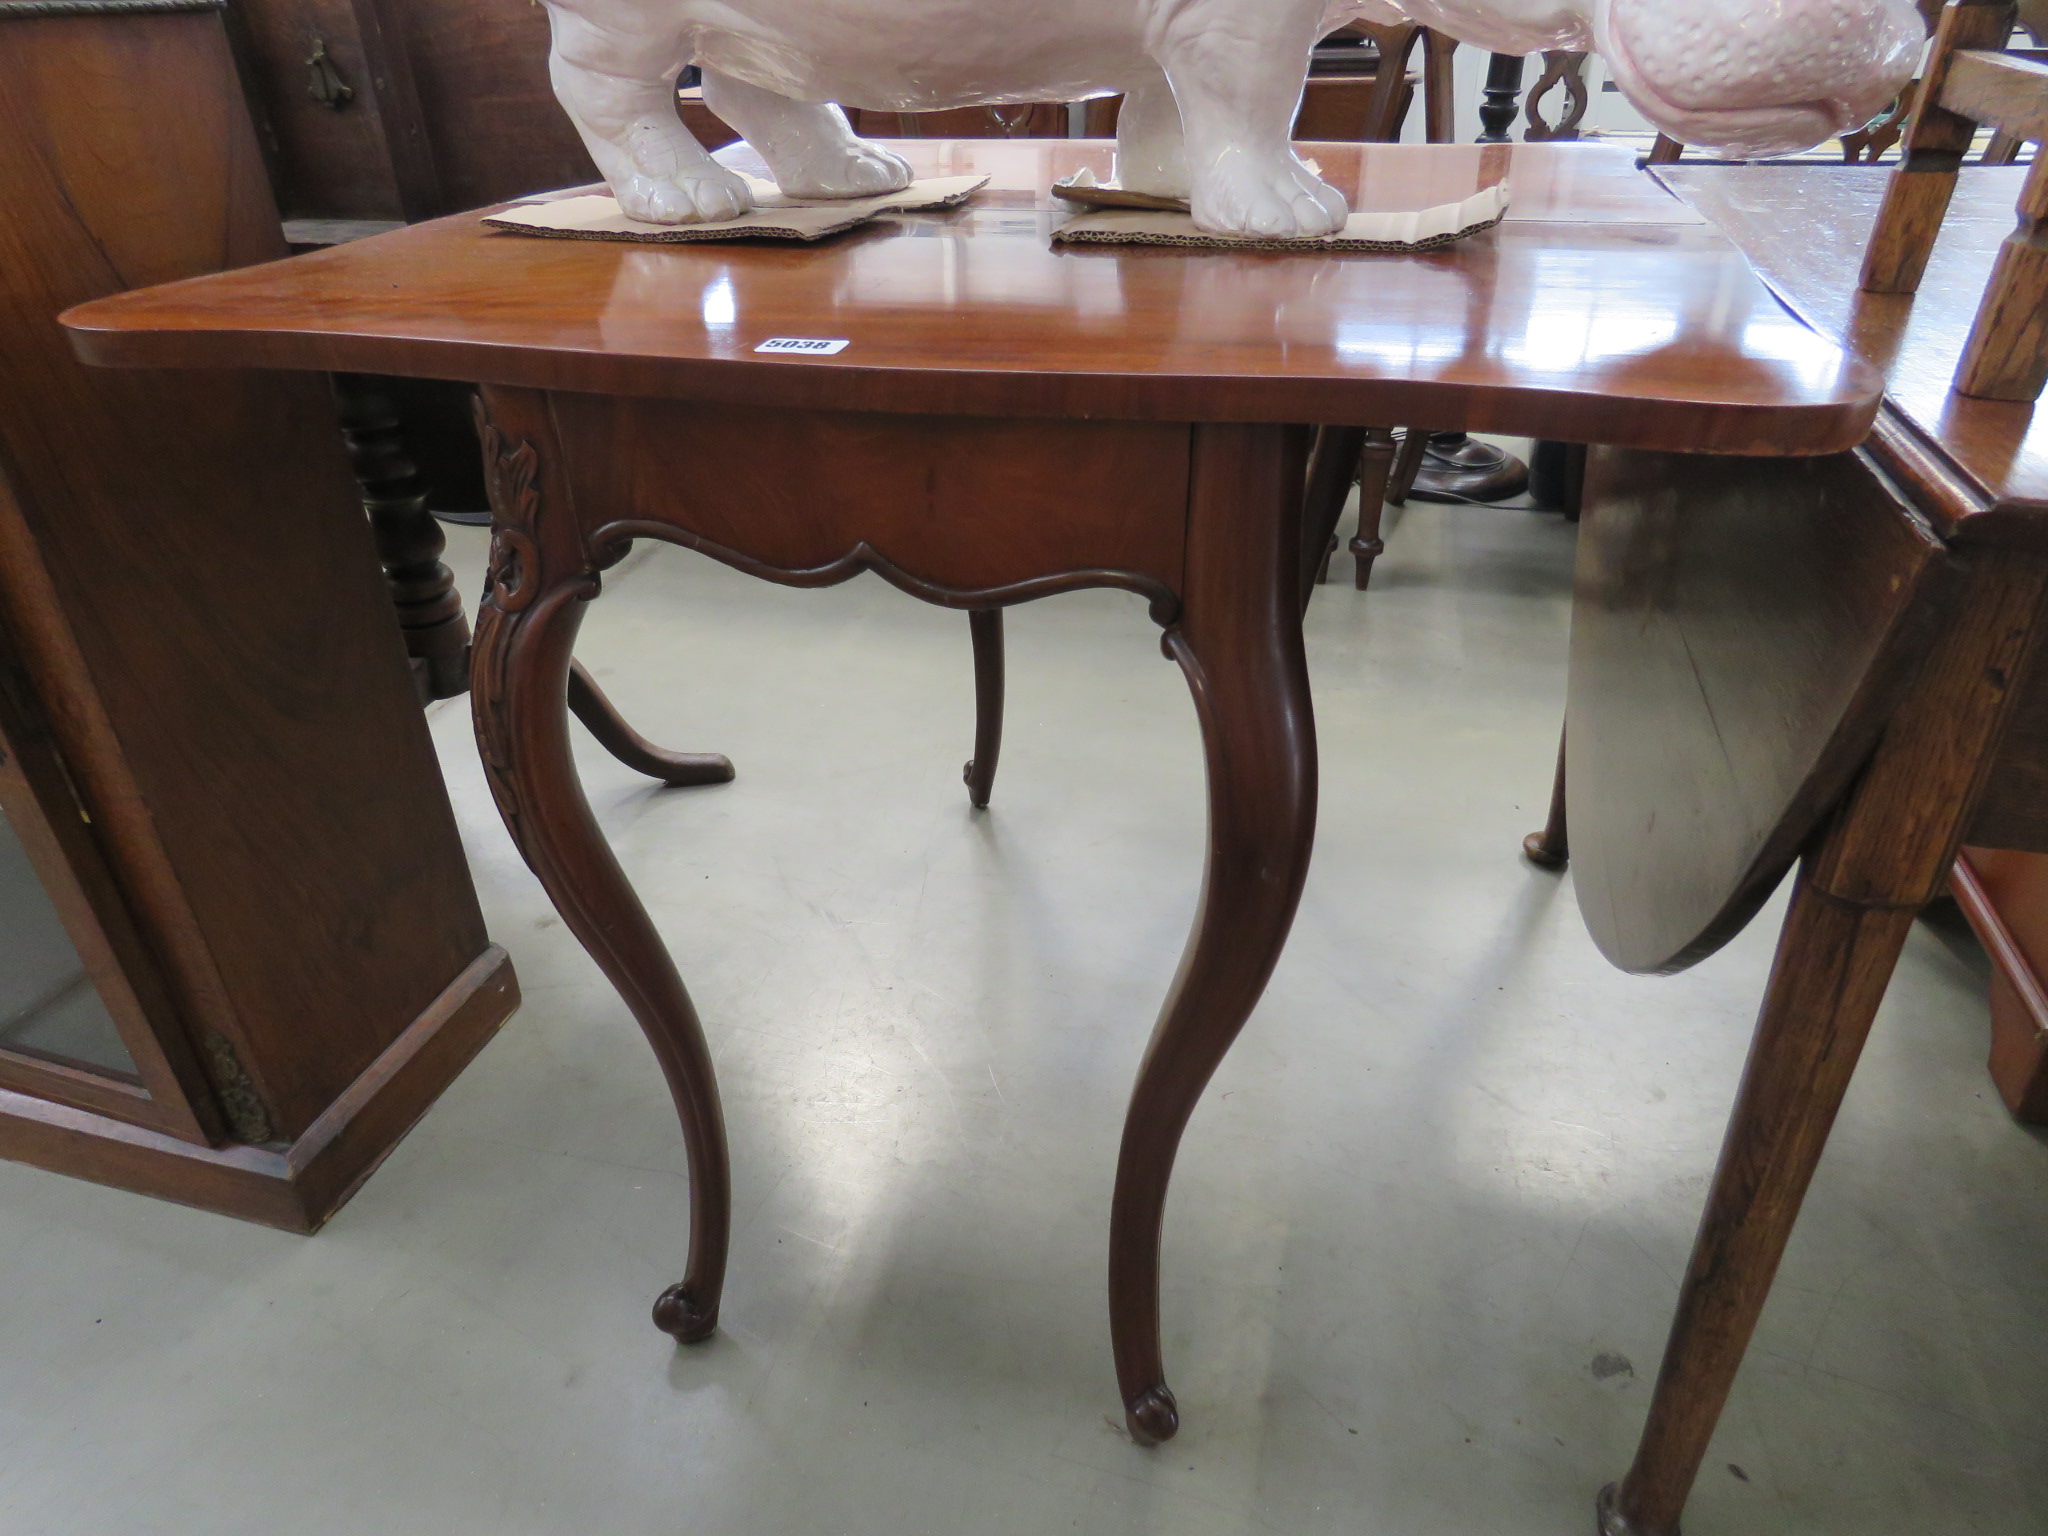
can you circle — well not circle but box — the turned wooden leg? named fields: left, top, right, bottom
left=963, top=609, right=1005, bottom=808
left=1601, top=871, right=1917, bottom=1536
left=567, top=661, right=735, bottom=787
left=1348, top=426, right=1400, bottom=591
left=470, top=386, right=730, bottom=1343
left=1388, top=425, right=1430, bottom=507
left=1109, top=423, right=1317, bottom=1445
left=1301, top=424, right=1368, bottom=600
left=332, top=372, right=471, bottom=702
left=1524, top=726, right=1569, bottom=869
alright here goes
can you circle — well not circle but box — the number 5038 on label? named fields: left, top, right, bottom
left=754, top=337, right=850, bottom=355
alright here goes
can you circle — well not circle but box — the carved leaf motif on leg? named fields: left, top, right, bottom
left=470, top=403, right=595, bottom=852
left=474, top=583, right=593, bottom=858
left=473, top=404, right=544, bottom=614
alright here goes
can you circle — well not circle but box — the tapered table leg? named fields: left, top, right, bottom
left=964, top=609, right=1004, bottom=808
left=1388, top=426, right=1430, bottom=507
left=1110, top=423, right=1317, bottom=1444
left=1349, top=426, right=1399, bottom=591
left=1302, top=424, right=1368, bottom=601
left=470, top=385, right=731, bottom=1343
left=1600, top=869, right=1915, bottom=1535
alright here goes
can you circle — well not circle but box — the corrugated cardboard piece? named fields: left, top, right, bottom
left=1050, top=179, right=1510, bottom=253
left=484, top=174, right=989, bottom=244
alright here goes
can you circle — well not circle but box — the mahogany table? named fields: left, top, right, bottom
left=61, top=139, right=1876, bottom=1448
left=1541, top=161, right=2048, bottom=1535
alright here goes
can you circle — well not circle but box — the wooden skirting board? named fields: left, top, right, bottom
left=0, top=947, right=518, bottom=1231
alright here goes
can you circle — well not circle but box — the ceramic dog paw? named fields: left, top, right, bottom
left=774, top=141, right=915, bottom=199
left=615, top=164, right=754, bottom=224
left=1192, top=151, right=1350, bottom=239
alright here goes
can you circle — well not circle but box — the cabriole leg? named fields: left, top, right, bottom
left=470, top=385, right=731, bottom=1343
left=1109, top=423, right=1317, bottom=1444
left=964, top=609, right=1004, bottom=808
left=567, top=660, right=735, bottom=787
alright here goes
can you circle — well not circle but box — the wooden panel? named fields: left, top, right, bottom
left=232, top=0, right=722, bottom=214
left=227, top=0, right=408, bottom=218
left=549, top=397, right=1190, bottom=603
left=396, top=0, right=598, bottom=209
left=346, top=0, right=447, bottom=218
left=64, top=142, right=1881, bottom=456
left=1567, top=443, right=1952, bottom=974
left=0, top=8, right=495, bottom=1140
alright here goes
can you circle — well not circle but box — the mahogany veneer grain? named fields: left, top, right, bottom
left=65, top=142, right=1878, bottom=455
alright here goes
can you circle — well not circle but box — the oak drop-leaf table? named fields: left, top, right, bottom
left=1561, top=161, right=2048, bottom=1536
left=62, top=140, right=1878, bottom=1446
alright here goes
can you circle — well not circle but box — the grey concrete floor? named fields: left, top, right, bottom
left=2, top=496, right=2045, bottom=1536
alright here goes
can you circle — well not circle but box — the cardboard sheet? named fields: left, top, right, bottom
left=1051, top=180, right=1511, bottom=253
left=484, top=174, right=988, bottom=244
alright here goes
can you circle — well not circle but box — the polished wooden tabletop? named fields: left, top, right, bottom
left=64, top=141, right=1878, bottom=454
left=1656, top=163, right=2048, bottom=540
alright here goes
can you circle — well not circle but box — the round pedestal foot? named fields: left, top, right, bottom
left=1523, top=831, right=1568, bottom=870
left=1123, top=1383, right=1180, bottom=1445
left=652, top=1282, right=718, bottom=1343
left=1596, top=1482, right=1675, bottom=1536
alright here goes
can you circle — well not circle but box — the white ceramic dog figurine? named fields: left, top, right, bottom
left=538, top=0, right=1925, bottom=237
